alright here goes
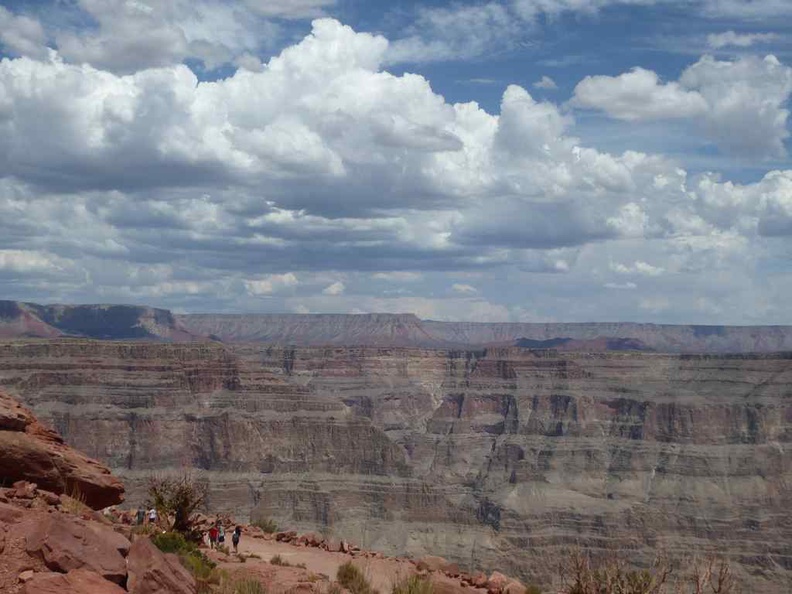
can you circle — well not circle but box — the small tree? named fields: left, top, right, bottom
left=146, top=471, right=209, bottom=534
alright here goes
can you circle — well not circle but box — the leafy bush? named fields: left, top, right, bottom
left=271, top=554, right=287, bottom=566
left=152, top=531, right=198, bottom=555
left=253, top=517, right=278, bottom=533
left=152, top=531, right=218, bottom=593
left=337, top=561, right=378, bottom=594
left=391, top=575, right=434, bottom=594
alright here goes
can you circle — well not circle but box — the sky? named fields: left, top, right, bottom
left=0, top=0, right=791, bottom=323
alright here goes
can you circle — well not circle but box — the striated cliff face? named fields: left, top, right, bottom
left=0, top=340, right=790, bottom=591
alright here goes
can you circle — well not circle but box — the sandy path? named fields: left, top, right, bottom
left=236, top=537, right=419, bottom=592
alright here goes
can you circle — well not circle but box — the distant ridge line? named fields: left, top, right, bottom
left=2, top=300, right=792, bottom=352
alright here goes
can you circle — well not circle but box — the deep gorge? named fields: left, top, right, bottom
left=0, top=339, right=789, bottom=591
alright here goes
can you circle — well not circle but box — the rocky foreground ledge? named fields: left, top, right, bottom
left=0, top=390, right=124, bottom=510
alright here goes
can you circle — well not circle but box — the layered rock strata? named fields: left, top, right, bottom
left=0, top=340, right=790, bottom=591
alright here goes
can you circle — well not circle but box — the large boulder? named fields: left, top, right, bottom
left=486, top=572, right=515, bottom=594
left=126, top=537, right=197, bottom=594
left=23, top=569, right=126, bottom=594
left=0, top=390, right=124, bottom=510
left=417, top=556, right=458, bottom=574
left=25, top=513, right=130, bottom=585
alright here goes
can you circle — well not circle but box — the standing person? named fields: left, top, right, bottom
left=148, top=507, right=157, bottom=526
left=218, top=523, right=226, bottom=547
left=232, top=526, right=241, bottom=553
left=135, top=506, right=146, bottom=526
left=208, top=524, right=218, bottom=549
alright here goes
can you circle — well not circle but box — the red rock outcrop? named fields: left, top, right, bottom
left=126, top=537, right=197, bottom=594
left=25, top=513, right=130, bottom=584
left=23, top=569, right=127, bottom=594
left=0, top=389, right=124, bottom=509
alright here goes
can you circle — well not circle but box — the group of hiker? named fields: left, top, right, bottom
left=134, top=505, right=242, bottom=553
left=207, top=523, right=242, bottom=553
left=135, top=506, right=158, bottom=526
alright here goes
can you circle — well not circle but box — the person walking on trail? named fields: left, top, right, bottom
left=218, top=524, right=226, bottom=546
left=148, top=508, right=157, bottom=525
left=232, top=526, right=241, bottom=553
left=135, top=506, right=145, bottom=526
left=208, top=525, right=218, bottom=549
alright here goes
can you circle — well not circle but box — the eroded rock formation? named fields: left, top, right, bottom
left=0, top=389, right=124, bottom=509
left=0, top=340, right=790, bottom=591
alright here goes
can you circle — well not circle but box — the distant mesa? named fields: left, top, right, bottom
left=514, top=337, right=653, bottom=351
left=0, top=300, right=200, bottom=341
left=2, top=300, right=792, bottom=352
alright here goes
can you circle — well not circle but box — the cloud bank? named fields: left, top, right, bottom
left=0, top=16, right=790, bottom=323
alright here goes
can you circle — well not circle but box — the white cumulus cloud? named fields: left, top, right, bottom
left=572, top=54, right=792, bottom=158
left=322, top=281, right=346, bottom=295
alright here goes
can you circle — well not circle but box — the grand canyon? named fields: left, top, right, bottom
left=0, top=301, right=790, bottom=592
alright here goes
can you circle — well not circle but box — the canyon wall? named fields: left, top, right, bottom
left=0, top=339, right=789, bottom=591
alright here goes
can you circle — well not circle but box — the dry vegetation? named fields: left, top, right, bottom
left=146, top=471, right=209, bottom=534
left=559, top=550, right=739, bottom=594
left=391, top=575, right=434, bottom=594
left=337, top=561, right=378, bottom=594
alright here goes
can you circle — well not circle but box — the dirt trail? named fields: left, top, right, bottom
left=233, top=537, right=418, bottom=592
left=205, top=534, right=483, bottom=594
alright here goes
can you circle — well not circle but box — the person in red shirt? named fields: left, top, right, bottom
left=208, top=525, right=219, bottom=549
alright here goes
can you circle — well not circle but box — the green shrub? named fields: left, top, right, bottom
left=391, top=575, right=434, bottom=594
left=253, top=518, right=279, bottom=533
left=152, top=531, right=218, bottom=593
left=152, top=531, right=198, bottom=555
left=525, top=586, right=542, bottom=594
left=337, top=561, right=378, bottom=594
